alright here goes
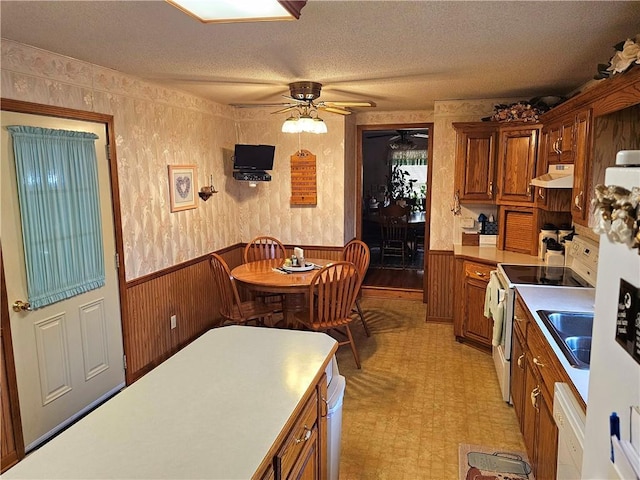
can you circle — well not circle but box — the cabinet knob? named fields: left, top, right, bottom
left=488, top=181, right=493, bottom=197
left=474, top=271, right=486, bottom=277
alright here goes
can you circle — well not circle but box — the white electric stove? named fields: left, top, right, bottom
left=492, top=236, right=598, bottom=403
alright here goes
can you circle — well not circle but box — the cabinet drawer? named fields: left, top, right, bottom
left=527, top=322, right=562, bottom=398
left=464, top=261, right=494, bottom=281
left=275, top=390, right=318, bottom=479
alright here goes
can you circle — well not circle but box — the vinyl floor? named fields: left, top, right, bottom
left=334, top=297, right=526, bottom=479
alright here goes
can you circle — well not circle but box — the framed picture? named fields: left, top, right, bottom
left=168, top=164, right=197, bottom=212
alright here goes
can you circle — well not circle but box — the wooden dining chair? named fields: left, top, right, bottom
left=209, top=253, right=275, bottom=327
left=379, top=204, right=411, bottom=268
left=243, top=235, right=286, bottom=263
left=243, top=235, right=287, bottom=310
left=293, top=261, right=362, bottom=369
left=342, top=239, right=371, bottom=337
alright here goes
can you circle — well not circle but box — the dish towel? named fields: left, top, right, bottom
left=484, top=271, right=505, bottom=347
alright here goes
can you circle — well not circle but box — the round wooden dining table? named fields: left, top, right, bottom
left=230, top=258, right=331, bottom=327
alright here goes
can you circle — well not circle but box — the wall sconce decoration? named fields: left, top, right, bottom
left=198, top=174, right=218, bottom=201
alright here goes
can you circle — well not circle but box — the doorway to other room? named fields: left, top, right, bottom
left=356, top=123, right=433, bottom=296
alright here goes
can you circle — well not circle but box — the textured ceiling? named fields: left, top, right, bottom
left=1, top=1, right=639, bottom=112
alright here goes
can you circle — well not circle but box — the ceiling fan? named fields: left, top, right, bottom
left=367, top=130, right=429, bottom=141
left=232, top=81, right=376, bottom=116
left=366, top=130, right=428, bottom=149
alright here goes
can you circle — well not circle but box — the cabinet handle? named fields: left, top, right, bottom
left=514, top=314, right=523, bottom=323
left=526, top=185, right=531, bottom=195
left=474, top=271, right=486, bottom=277
left=556, top=137, right=563, bottom=154
left=574, top=191, right=583, bottom=211
left=533, top=357, right=545, bottom=368
left=530, top=386, right=540, bottom=410
left=517, top=353, right=525, bottom=369
left=538, top=187, right=545, bottom=200
left=295, top=425, right=312, bottom=444
left=488, top=181, right=493, bottom=197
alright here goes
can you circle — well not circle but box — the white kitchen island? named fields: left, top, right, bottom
left=4, top=326, right=338, bottom=480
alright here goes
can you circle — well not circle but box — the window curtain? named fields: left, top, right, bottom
left=8, top=126, right=105, bottom=309
left=388, top=149, right=427, bottom=166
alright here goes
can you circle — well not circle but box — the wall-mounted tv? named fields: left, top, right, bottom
left=233, top=144, right=275, bottom=171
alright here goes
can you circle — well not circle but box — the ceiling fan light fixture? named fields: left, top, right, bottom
left=281, top=115, right=302, bottom=133
left=312, top=117, right=327, bottom=134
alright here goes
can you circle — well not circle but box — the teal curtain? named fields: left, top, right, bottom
left=8, top=126, right=105, bottom=309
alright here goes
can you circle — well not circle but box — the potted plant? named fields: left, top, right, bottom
left=387, top=164, right=416, bottom=204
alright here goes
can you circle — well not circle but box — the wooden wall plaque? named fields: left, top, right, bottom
left=290, top=149, right=317, bottom=205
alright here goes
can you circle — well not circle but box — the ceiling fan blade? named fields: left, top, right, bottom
left=322, top=101, right=376, bottom=108
left=271, top=105, right=300, bottom=114
left=231, top=102, right=295, bottom=108
left=367, top=133, right=396, bottom=138
left=317, top=105, right=352, bottom=116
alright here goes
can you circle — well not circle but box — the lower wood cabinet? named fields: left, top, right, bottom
left=264, top=373, right=327, bottom=480
left=511, top=296, right=561, bottom=480
left=454, top=259, right=494, bottom=350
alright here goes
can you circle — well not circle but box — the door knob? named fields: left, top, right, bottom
left=12, top=300, right=31, bottom=312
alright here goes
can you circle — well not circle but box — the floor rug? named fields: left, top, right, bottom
left=459, top=443, right=534, bottom=480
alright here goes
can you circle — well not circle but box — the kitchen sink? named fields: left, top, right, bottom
left=537, top=310, right=594, bottom=369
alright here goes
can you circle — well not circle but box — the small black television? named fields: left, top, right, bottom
left=233, top=144, right=275, bottom=171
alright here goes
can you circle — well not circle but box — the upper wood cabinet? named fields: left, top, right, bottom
left=496, top=124, right=541, bottom=205
left=570, top=109, right=592, bottom=223
left=542, top=116, right=576, bottom=165
left=453, top=122, right=498, bottom=203
left=540, top=67, right=640, bottom=227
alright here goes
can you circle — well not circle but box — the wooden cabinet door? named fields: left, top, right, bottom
left=571, top=109, right=592, bottom=225
left=543, top=125, right=561, bottom=165
left=454, top=124, right=497, bottom=202
left=522, top=355, right=538, bottom=462
left=288, top=425, right=319, bottom=480
left=497, top=126, right=540, bottom=205
left=464, top=276, right=493, bottom=347
left=510, top=329, right=527, bottom=431
left=536, top=392, right=559, bottom=480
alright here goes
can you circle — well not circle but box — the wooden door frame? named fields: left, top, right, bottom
left=1, top=250, right=25, bottom=471
left=355, top=122, right=434, bottom=301
left=0, top=100, right=128, bottom=407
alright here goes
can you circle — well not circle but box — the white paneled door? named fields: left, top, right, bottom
left=1, top=112, right=125, bottom=451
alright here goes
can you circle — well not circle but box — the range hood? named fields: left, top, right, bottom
left=530, top=164, right=574, bottom=189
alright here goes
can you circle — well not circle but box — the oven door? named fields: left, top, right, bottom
left=492, top=268, right=513, bottom=403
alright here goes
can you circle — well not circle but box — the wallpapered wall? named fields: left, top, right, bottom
left=233, top=108, right=349, bottom=246
left=1, top=39, right=520, bottom=279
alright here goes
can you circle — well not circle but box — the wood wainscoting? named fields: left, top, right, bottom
left=122, top=246, right=244, bottom=384
left=425, top=250, right=455, bottom=323
left=122, top=244, right=344, bottom=384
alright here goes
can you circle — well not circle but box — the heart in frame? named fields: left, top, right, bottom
left=175, top=176, right=191, bottom=199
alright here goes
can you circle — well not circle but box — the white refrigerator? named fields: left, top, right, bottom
left=583, top=152, right=640, bottom=479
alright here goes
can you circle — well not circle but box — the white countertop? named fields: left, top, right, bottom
left=454, top=245, right=545, bottom=265
left=514, top=285, right=595, bottom=404
left=4, top=326, right=338, bottom=480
